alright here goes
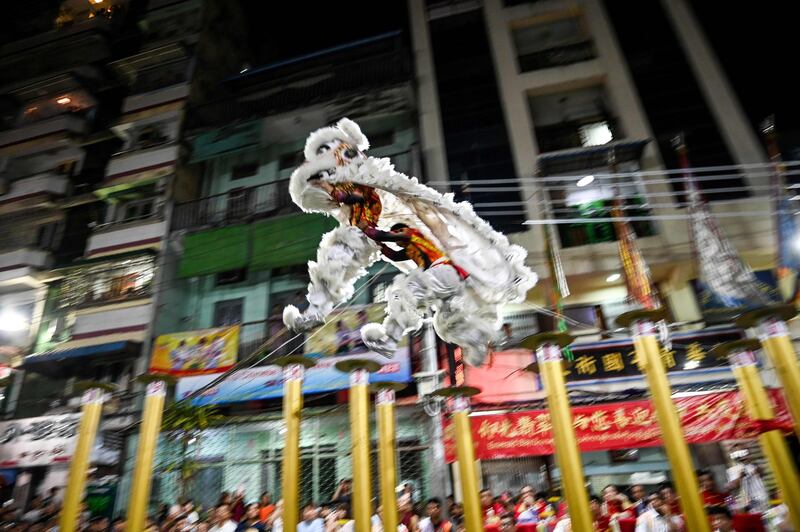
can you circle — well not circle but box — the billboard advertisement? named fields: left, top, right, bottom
left=150, top=325, right=240, bottom=376
left=176, top=306, right=411, bottom=405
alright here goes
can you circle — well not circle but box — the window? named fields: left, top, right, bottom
left=225, top=188, right=252, bottom=220
left=536, top=304, right=602, bottom=332
left=37, top=222, right=62, bottom=250
left=118, top=198, right=156, bottom=223
left=231, top=151, right=259, bottom=180
left=213, top=298, right=244, bottom=327
left=279, top=151, right=304, bottom=171
left=513, top=15, right=595, bottom=72
left=529, top=85, right=620, bottom=153
left=367, top=131, right=395, bottom=151
left=215, top=268, right=247, bottom=286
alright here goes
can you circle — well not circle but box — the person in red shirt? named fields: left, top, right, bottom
left=698, top=470, right=727, bottom=507
left=480, top=489, right=504, bottom=525
left=601, top=485, right=634, bottom=520
left=590, top=495, right=612, bottom=532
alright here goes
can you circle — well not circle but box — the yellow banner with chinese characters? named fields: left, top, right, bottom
left=150, top=325, right=239, bottom=376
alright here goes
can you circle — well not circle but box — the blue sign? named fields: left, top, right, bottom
left=691, top=269, right=780, bottom=325
left=175, top=348, right=412, bottom=406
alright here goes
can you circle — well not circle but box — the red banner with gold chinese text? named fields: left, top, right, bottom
left=442, top=390, right=792, bottom=463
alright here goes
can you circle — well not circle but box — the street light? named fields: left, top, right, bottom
left=0, top=309, right=28, bottom=332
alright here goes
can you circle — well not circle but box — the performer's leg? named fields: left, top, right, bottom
left=284, top=225, right=378, bottom=332
left=433, top=292, right=499, bottom=367
left=361, top=265, right=462, bottom=357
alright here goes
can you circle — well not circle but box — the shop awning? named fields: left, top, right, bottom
left=250, top=213, right=337, bottom=271
left=178, top=224, right=250, bottom=278
left=23, top=340, right=141, bottom=366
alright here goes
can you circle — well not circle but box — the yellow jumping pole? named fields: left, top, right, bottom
left=336, top=359, right=382, bottom=532
left=617, top=309, right=710, bottom=532
left=60, top=381, right=114, bottom=532
left=737, top=304, right=800, bottom=440
left=432, top=386, right=483, bottom=532
left=276, top=355, right=317, bottom=532
left=125, top=375, right=173, bottom=532
left=711, top=340, right=800, bottom=529
left=520, top=333, right=593, bottom=532
left=372, top=382, right=406, bottom=532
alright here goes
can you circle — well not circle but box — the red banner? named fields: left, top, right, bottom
left=443, top=390, right=792, bottom=463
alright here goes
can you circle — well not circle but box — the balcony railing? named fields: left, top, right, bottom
left=171, top=180, right=296, bottom=232
left=518, top=40, right=596, bottom=72
left=58, top=255, right=155, bottom=309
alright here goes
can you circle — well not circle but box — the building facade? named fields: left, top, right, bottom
left=411, top=0, right=789, bottom=497
left=0, top=0, right=245, bottom=501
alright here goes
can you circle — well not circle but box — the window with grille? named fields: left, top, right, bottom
left=213, top=298, right=244, bottom=327
left=231, top=151, right=260, bottom=180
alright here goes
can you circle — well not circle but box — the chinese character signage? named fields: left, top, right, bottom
left=0, top=414, right=80, bottom=467
left=564, top=328, right=744, bottom=382
left=442, top=390, right=792, bottom=462
left=150, top=325, right=240, bottom=376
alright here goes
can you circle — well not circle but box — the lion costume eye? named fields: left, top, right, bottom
left=343, top=148, right=359, bottom=159
left=317, top=143, right=332, bottom=155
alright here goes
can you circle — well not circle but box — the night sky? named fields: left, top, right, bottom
left=242, top=0, right=408, bottom=64
left=689, top=1, right=800, bottom=156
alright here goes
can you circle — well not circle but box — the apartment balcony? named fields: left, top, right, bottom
left=518, top=40, right=597, bottom=73
left=71, top=301, right=153, bottom=342
left=0, top=17, right=112, bottom=86
left=534, top=117, right=621, bottom=154
left=0, top=248, right=52, bottom=287
left=171, top=180, right=296, bottom=232
left=86, top=205, right=166, bottom=258
left=0, top=172, right=70, bottom=215
left=121, top=83, right=190, bottom=116
left=0, top=114, right=89, bottom=157
left=104, top=143, right=178, bottom=186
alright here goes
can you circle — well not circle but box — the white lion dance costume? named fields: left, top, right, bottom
left=283, top=118, right=537, bottom=366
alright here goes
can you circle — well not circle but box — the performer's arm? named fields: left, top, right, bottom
left=361, top=225, right=407, bottom=242
left=380, top=244, right=409, bottom=262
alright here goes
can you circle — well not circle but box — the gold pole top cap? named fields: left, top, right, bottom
left=707, top=339, right=761, bottom=359
left=74, top=380, right=117, bottom=394
left=274, top=355, right=318, bottom=368
left=370, top=381, right=407, bottom=392
left=735, top=304, right=797, bottom=329
left=616, top=308, right=668, bottom=328
left=136, top=372, right=177, bottom=385
left=334, top=358, right=383, bottom=374
left=519, top=332, right=574, bottom=351
left=430, top=385, right=481, bottom=398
